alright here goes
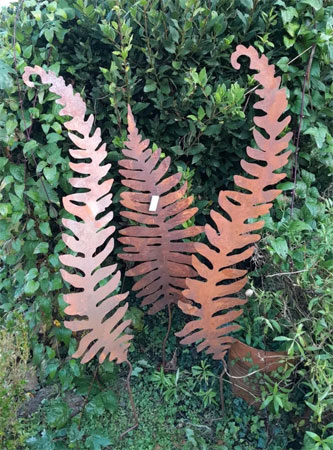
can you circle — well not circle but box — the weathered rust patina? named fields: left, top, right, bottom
left=176, top=45, right=292, bottom=361
left=118, top=106, right=203, bottom=315
left=23, top=66, right=133, bottom=365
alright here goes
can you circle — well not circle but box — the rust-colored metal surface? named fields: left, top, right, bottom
left=228, top=340, right=287, bottom=406
left=176, top=45, right=292, bottom=360
left=23, top=66, right=132, bottom=365
left=118, top=106, right=203, bottom=315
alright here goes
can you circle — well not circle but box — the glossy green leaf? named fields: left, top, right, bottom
left=24, top=280, right=40, bottom=295
left=270, top=237, right=289, bottom=260
left=39, top=222, right=52, bottom=236
left=33, top=242, right=49, bottom=254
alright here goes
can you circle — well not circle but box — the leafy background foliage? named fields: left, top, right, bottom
left=0, top=0, right=332, bottom=449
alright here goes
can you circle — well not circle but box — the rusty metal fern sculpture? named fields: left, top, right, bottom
left=118, top=106, right=203, bottom=316
left=22, top=67, right=133, bottom=366
left=176, top=45, right=292, bottom=361
left=22, top=45, right=291, bottom=421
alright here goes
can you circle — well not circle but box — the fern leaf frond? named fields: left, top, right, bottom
left=23, top=66, right=132, bottom=364
left=118, top=106, right=203, bottom=315
left=176, top=46, right=292, bottom=360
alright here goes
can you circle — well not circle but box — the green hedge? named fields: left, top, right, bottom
left=1, top=0, right=332, bottom=292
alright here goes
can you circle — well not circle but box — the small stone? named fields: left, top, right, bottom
left=245, top=289, right=254, bottom=297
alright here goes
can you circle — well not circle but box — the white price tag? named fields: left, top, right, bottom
left=149, top=195, right=159, bottom=212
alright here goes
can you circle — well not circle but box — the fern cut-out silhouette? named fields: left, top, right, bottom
left=176, top=45, right=292, bottom=360
left=23, top=67, right=132, bottom=365
left=118, top=106, right=203, bottom=315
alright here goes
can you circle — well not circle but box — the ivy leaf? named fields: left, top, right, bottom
left=270, top=237, right=289, bottom=260
left=34, top=242, right=49, bottom=254
left=23, top=140, right=38, bottom=155
left=9, top=164, right=25, bottom=182
left=39, top=222, right=52, bottom=236
left=44, top=361, right=60, bottom=379
left=69, top=359, right=80, bottom=377
left=55, top=8, right=68, bottom=20
left=23, top=45, right=33, bottom=58
left=86, top=391, right=118, bottom=416
left=26, top=431, right=56, bottom=450
left=45, top=400, right=70, bottom=429
left=0, top=175, right=13, bottom=189
left=39, top=296, right=52, bottom=316
left=37, top=178, right=59, bottom=205
left=25, top=268, right=38, bottom=281
left=304, top=126, right=327, bottom=148
left=277, top=181, right=294, bottom=190
left=51, top=122, right=62, bottom=134
left=0, top=203, right=12, bottom=216
left=6, top=118, right=18, bottom=135
left=131, top=366, right=143, bottom=377
left=85, top=435, right=112, bottom=450
left=300, top=0, right=323, bottom=11
left=277, top=56, right=289, bottom=73
left=49, top=275, right=62, bottom=291
left=289, top=221, right=312, bottom=232
left=0, top=61, right=15, bottom=90
left=14, top=183, right=25, bottom=199
left=52, top=327, right=72, bottom=346
left=48, top=253, right=60, bottom=268
left=44, top=29, right=54, bottom=43
left=301, top=169, right=316, bottom=187
left=46, top=132, right=64, bottom=143
left=43, top=166, right=58, bottom=184
left=280, top=7, right=298, bottom=25
left=305, top=200, right=319, bottom=217
left=42, top=124, right=50, bottom=134
left=24, top=280, right=40, bottom=295
left=283, top=36, right=295, bottom=49
left=0, top=157, right=8, bottom=170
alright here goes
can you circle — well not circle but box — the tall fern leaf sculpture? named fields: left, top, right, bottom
left=22, top=67, right=133, bottom=366
left=176, top=45, right=292, bottom=361
left=118, top=106, right=203, bottom=316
